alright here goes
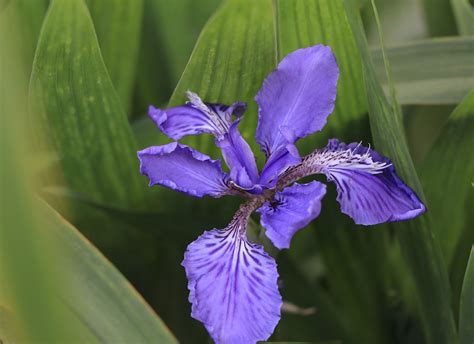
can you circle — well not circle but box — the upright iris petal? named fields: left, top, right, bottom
left=182, top=203, right=282, bottom=344
left=255, top=45, right=339, bottom=157
left=258, top=144, right=300, bottom=187
left=215, top=120, right=259, bottom=188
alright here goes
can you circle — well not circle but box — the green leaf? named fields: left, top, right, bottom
left=422, top=0, right=457, bottom=36
left=275, top=0, right=367, bottom=149
left=372, top=37, right=474, bottom=105
left=148, top=0, right=221, bottom=85
left=0, top=0, right=48, bottom=72
left=421, top=91, right=474, bottom=268
left=167, top=0, right=276, bottom=159
left=451, top=0, right=474, bottom=35
left=460, top=246, right=474, bottom=344
left=39, top=201, right=178, bottom=343
left=29, top=0, right=148, bottom=211
left=342, top=1, right=457, bottom=343
left=420, top=91, right=474, bottom=322
left=134, top=0, right=220, bottom=116
left=87, top=0, right=144, bottom=115
left=1, top=13, right=78, bottom=340
left=2, top=7, right=175, bottom=342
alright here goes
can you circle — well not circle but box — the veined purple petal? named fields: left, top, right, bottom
left=259, top=143, right=300, bottom=187
left=258, top=182, right=326, bottom=249
left=138, top=142, right=229, bottom=198
left=148, top=104, right=216, bottom=140
left=149, top=91, right=247, bottom=140
left=149, top=91, right=258, bottom=190
left=255, top=45, right=339, bottom=156
left=216, top=119, right=259, bottom=188
left=182, top=205, right=282, bottom=344
left=292, top=139, right=426, bottom=225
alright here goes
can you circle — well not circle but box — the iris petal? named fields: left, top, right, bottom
left=255, top=44, right=339, bottom=157
left=216, top=119, right=259, bottom=187
left=148, top=104, right=218, bottom=140
left=294, top=139, right=426, bottom=225
left=259, top=143, right=300, bottom=187
left=258, top=181, right=326, bottom=249
left=138, top=142, right=229, bottom=198
left=182, top=207, right=282, bottom=344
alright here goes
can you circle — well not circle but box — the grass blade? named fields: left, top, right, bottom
left=459, top=247, right=474, bottom=344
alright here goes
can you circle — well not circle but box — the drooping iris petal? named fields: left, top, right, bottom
left=149, top=91, right=247, bottom=140
left=138, top=142, right=229, bottom=198
left=255, top=45, right=339, bottom=156
left=258, top=181, right=326, bottom=249
left=296, top=139, right=426, bottom=225
left=216, top=119, right=259, bottom=187
left=259, top=143, right=300, bottom=187
left=182, top=207, right=282, bottom=344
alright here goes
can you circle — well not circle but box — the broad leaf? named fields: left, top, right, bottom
left=87, top=0, right=144, bottom=115
left=421, top=91, right=474, bottom=321
left=459, top=247, right=474, bottom=344
left=372, top=37, right=474, bottom=105
left=421, top=91, right=474, bottom=268
left=343, top=1, right=457, bottom=343
left=29, top=0, right=148, bottom=211
left=40, top=201, right=178, bottom=343
left=1, top=12, right=77, bottom=341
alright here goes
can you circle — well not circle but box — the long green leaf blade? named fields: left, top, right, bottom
left=451, top=0, right=474, bottom=35
left=460, top=247, right=474, bottom=344
left=29, top=0, right=147, bottom=211
left=343, top=1, right=457, bottom=343
left=87, top=0, right=144, bottom=115
left=372, top=37, right=474, bottom=105
left=1, top=13, right=80, bottom=341
left=421, top=91, right=474, bottom=322
left=421, top=91, right=474, bottom=267
left=40, top=201, right=178, bottom=343
left=1, top=0, right=48, bottom=72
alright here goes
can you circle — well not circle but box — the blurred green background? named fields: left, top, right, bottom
left=0, top=0, right=473, bottom=343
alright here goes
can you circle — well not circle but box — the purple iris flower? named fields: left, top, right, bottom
left=138, top=45, right=426, bottom=344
